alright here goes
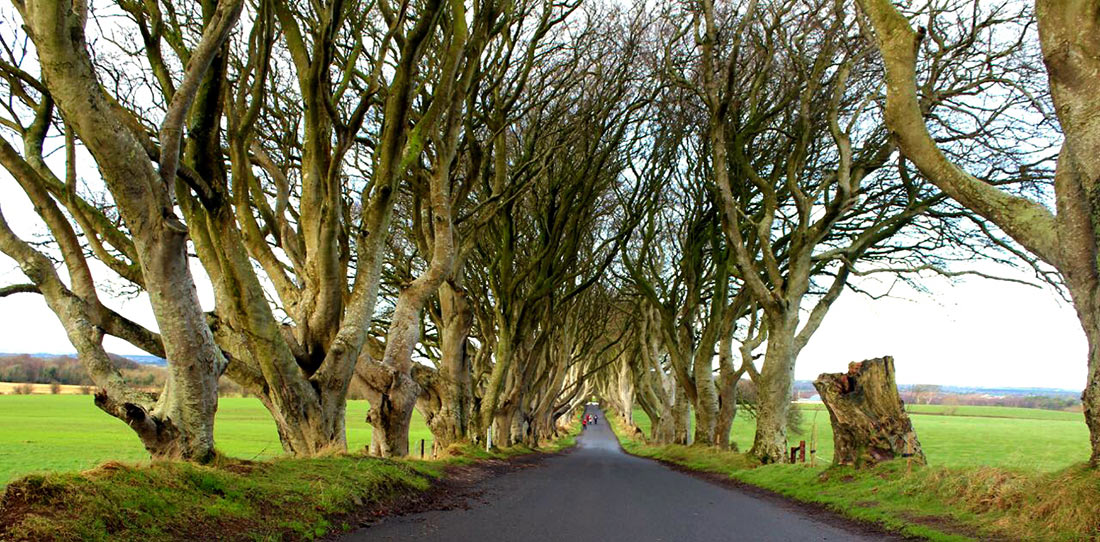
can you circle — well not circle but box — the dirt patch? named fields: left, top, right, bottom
left=0, top=483, right=32, bottom=535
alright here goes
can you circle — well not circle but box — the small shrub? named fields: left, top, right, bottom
left=49, top=381, right=62, bottom=395
left=79, top=385, right=92, bottom=395
left=13, top=383, right=34, bottom=395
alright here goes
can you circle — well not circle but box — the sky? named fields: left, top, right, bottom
left=797, top=272, right=1085, bottom=390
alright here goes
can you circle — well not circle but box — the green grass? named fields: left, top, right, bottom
left=1, top=454, right=436, bottom=542
left=0, top=395, right=435, bottom=485
left=615, top=405, right=1100, bottom=541
left=630, top=403, right=1090, bottom=472
left=0, top=409, right=580, bottom=542
left=1, top=433, right=581, bottom=542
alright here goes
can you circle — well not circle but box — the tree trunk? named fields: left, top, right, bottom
left=1066, top=280, right=1100, bottom=466
left=751, top=325, right=796, bottom=463
left=692, top=354, right=720, bottom=446
left=715, top=351, right=741, bottom=450
left=480, top=325, right=515, bottom=435
left=366, top=371, right=420, bottom=457
left=493, top=405, right=516, bottom=448
left=1082, top=324, right=1100, bottom=466
left=366, top=292, right=425, bottom=457
left=672, top=381, right=691, bottom=445
left=429, top=280, right=474, bottom=451
left=16, top=0, right=236, bottom=462
left=813, top=356, right=925, bottom=467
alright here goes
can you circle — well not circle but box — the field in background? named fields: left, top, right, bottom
left=3, top=397, right=1088, bottom=486
left=631, top=403, right=1089, bottom=472
left=0, top=382, right=89, bottom=395
left=0, top=395, right=434, bottom=484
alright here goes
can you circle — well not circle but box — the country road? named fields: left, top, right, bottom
left=339, top=406, right=901, bottom=541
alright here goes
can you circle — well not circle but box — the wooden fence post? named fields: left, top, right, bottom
left=810, top=419, right=817, bottom=467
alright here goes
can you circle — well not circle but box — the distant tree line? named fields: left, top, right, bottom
left=900, top=391, right=1081, bottom=412
left=0, top=354, right=155, bottom=387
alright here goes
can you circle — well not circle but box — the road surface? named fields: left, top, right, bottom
left=339, top=406, right=898, bottom=541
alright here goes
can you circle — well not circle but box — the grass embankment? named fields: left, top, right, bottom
left=0, top=395, right=580, bottom=540
left=1, top=425, right=579, bottom=542
left=614, top=407, right=1100, bottom=541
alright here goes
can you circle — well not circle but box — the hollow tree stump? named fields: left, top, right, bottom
left=813, top=356, right=925, bottom=467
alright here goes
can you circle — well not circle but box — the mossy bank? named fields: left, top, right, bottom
left=0, top=429, right=578, bottom=542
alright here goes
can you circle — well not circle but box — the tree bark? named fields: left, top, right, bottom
left=429, top=280, right=474, bottom=451
left=715, top=332, right=742, bottom=450
left=813, top=356, right=925, bottom=467
left=13, top=0, right=242, bottom=461
left=692, top=357, right=720, bottom=445
left=750, top=322, right=796, bottom=463
left=672, top=380, right=691, bottom=445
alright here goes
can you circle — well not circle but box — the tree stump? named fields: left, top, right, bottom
left=813, top=356, right=925, bottom=467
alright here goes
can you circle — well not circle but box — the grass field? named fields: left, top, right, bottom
left=630, top=403, right=1090, bottom=472
left=0, top=395, right=435, bottom=485
left=0, top=381, right=90, bottom=395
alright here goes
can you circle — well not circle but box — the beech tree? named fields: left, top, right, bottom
left=671, top=0, right=1041, bottom=461
left=855, top=0, right=1100, bottom=465
left=0, top=0, right=1064, bottom=469
left=0, top=0, right=243, bottom=460
left=357, top=0, right=575, bottom=455
left=466, top=4, right=654, bottom=447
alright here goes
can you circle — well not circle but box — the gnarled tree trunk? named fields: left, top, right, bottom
left=814, top=356, right=925, bottom=467
left=672, top=381, right=691, bottom=445
left=10, top=0, right=243, bottom=462
left=749, top=320, right=797, bottom=463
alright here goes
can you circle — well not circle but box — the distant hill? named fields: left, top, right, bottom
left=5, top=352, right=168, bottom=367
left=114, top=355, right=167, bottom=366
left=792, top=379, right=1080, bottom=397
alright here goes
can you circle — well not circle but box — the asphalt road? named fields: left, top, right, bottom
left=339, top=406, right=897, bottom=541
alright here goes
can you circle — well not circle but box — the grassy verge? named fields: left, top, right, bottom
left=609, top=415, right=1100, bottom=541
left=0, top=425, right=579, bottom=542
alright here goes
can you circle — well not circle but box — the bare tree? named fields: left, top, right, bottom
left=853, top=0, right=1100, bottom=465
left=0, top=0, right=244, bottom=460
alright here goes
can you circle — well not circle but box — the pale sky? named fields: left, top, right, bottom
left=797, top=273, right=1085, bottom=390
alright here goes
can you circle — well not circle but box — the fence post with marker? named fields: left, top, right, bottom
left=810, top=419, right=817, bottom=467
